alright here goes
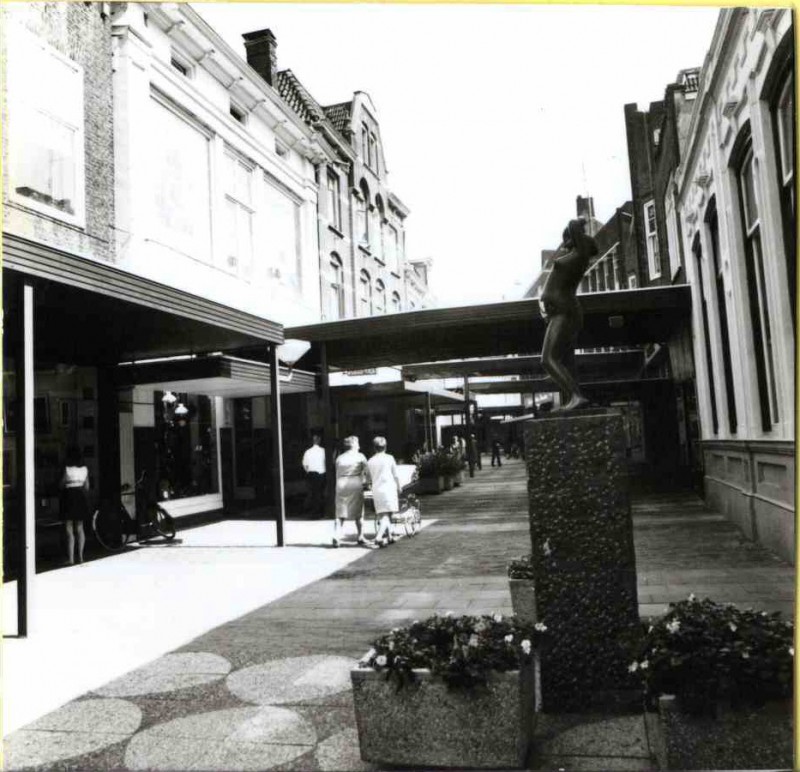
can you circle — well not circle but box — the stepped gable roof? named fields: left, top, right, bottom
left=323, top=101, right=353, bottom=135
left=274, top=69, right=328, bottom=124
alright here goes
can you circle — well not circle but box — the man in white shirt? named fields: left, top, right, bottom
left=302, top=434, right=326, bottom=517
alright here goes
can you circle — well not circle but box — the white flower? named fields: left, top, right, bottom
left=521, top=639, right=532, bottom=655
left=375, top=655, right=387, bottom=667
left=493, top=613, right=503, bottom=623
left=729, top=623, right=737, bottom=632
left=504, top=634, right=514, bottom=644
left=388, top=640, right=395, bottom=651
left=362, top=648, right=376, bottom=664
left=741, top=651, right=750, bottom=660
left=474, top=621, right=487, bottom=633
left=534, top=622, right=548, bottom=632
left=789, top=647, right=794, bottom=657
left=628, top=662, right=639, bottom=673
left=647, top=625, right=654, bottom=633
left=468, top=634, right=479, bottom=648
left=687, top=593, right=696, bottom=602
left=445, top=611, right=454, bottom=617
left=640, top=660, right=649, bottom=670
left=666, top=620, right=681, bottom=634
left=543, top=539, right=552, bottom=557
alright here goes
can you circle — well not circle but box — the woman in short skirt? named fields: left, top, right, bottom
left=60, top=445, right=90, bottom=565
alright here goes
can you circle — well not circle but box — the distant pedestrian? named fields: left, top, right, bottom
left=470, top=433, right=482, bottom=470
left=367, top=437, right=402, bottom=547
left=59, top=445, right=90, bottom=565
left=491, top=439, right=503, bottom=467
left=302, top=434, right=326, bottom=517
left=333, top=436, right=370, bottom=548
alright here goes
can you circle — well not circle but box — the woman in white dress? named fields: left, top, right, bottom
left=367, top=436, right=402, bottom=547
left=333, top=436, right=369, bottom=547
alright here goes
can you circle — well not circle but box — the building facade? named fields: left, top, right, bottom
left=675, top=8, right=795, bottom=562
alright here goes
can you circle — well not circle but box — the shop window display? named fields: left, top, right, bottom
left=154, top=391, right=218, bottom=500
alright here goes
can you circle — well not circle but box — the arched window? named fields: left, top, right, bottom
left=391, top=291, right=401, bottom=313
left=328, top=253, right=345, bottom=320
left=374, top=280, right=386, bottom=314
left=734, top=129, right=779, bottom=430
left=358, top=180, right=370, bottom=247
left=359, top=269, right=372, bottom=317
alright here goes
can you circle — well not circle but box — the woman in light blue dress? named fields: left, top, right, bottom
left=333, top=436, right=369, bottom=547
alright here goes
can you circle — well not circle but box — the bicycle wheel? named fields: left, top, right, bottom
left=154, top=506, right=176, bottom=540
left=93, top=507, right=126, bottom=552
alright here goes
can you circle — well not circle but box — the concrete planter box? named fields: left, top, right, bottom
left=508, top=578, right=536, bottom=623
left=417, top=476, right=444, bottom=495
left=351, top=665, right=535, bottom=768
left=453, top=470, right=465, bottom=486
left=443, top=474, right=454, bottom=490
left=645, top=694, right=792, bottom=771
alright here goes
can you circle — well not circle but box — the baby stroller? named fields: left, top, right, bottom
left=364, top=464, right=422, bottom=539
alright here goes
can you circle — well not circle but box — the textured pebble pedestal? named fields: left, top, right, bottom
left=524, top=410, right=639, bottom=712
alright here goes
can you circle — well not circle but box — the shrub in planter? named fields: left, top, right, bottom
left=352, top=613, right=547, bottom=768
left=631, top=596, right=793, bottom=770
left=507, top=554, right=536, bottom=623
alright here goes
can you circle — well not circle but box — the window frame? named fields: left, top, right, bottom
left=643, top=200, right=661, bottom=280
left=358, top=269, right=372, bottom=317
left=326, top=169, right=343, bottom=232
left=327, top=253, right=345, bottom=320
left=6, top=25, right=87, bottom=227
left=222, top=148, right=255, bottom=278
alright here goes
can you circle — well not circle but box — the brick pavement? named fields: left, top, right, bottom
left=5, top=459, right=794, bottom=771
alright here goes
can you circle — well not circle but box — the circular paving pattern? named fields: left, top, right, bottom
left=124, top=706, right=316, bottom=771
left=4, top=699, right=141, bottom=769
left=226, top=655, right=356, bottom=705
left=95, top=652, right=232, bottom=697
left=315, top=727, right=376, bottom=771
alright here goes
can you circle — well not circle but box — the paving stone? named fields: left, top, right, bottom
left=314, top=728, right=376, bottom=771
left=94, top=652, right=232, bottom=698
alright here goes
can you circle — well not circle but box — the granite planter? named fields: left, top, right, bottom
left=508, top=578, right=536, bottom=624
left=417, top=476, right=444, bottom=495
left=351, top=665, right=535, bottom=768
left=443, top=474, right=454, bottom=490
left=453, top=470, right=465, bottom=486
left=645, top=695, right=793, bottom=771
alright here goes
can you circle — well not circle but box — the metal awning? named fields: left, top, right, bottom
left=3, top=233, right=283, bottom=364
left=402, top=349, right=646, bottom=381
left=286, top=286, right=691, bottom=370
left=331, top=380, right=464, bottom=406
left=114, top=355, right=316, bottom=397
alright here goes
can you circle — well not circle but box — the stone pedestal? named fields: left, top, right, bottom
left=524, top=410, right=639, bottom=712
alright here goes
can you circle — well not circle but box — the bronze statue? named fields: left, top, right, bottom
left=539, top=218, right=598, bottom=411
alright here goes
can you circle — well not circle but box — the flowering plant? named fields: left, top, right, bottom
left=507, top=554, right=536, bottom=580
left=629, top=596, right=794, bottom=715
left=415, top=452, right=438, bottom=479
left=359, top=613, right=547, bottom=691
left=434, top=448, right=464, bottom=476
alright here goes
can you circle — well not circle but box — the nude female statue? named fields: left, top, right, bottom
left=539, top=217, right=598, bottom=411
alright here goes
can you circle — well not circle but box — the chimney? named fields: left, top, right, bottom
left=576, top=195, right=595, bottom=222
left=242, top=29, right=277, bottom=87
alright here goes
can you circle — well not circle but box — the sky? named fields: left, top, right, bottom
left=195, top=3, right=720, bottom=307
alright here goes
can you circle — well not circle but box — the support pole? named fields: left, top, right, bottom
left=425, top=391, right=433, bottom=451
left=464, top=377, right=474, bottom=478
left=320, top=343, right=335, bottom=519
left=15, top=280, right=35, bottom=636
left=269, top=343, right=286, bottom=547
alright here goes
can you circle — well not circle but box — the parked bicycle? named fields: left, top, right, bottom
left=92, top=471, right=176, bottom=551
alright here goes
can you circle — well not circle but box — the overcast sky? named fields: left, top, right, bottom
left=195, top=3, right=720, bottom=307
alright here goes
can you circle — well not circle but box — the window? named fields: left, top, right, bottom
left=369, top=132, right=378, bottom=171
left=628, top=273, right=638, bottom=289
left=644, top=200, right=661, bottom=279
left=692, top=235, right=719, bottom=435
left=391, top=291, right=401, bottom=313
left=358, top=270, right=372, bottom=316
left=264, top=176, right=302, bottom=291
left=706, top=199, right=737, bottom=434
left=737, top=140, right=779, bottom=429
left=327, top=254, right=345, bottom=320
left=665, top=190, right=682, bottom=280
left=170, top=51, right=193, bottom=78
left=6, top=26, right=85, bottom=225
left=326, top=169, right=342, bottom=231
left=361, top=123, right=370, bottom=165
left=772, top=70, right=795, bottom=323
left=223, top=150, right=254, bottom=277
left=357, top=181, right=370, bottom=247
left=229, top=102, right=247, bottom=125
left=150, top=94, right=212, bottom=261
left=374, top=280, right=386, bottom=314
